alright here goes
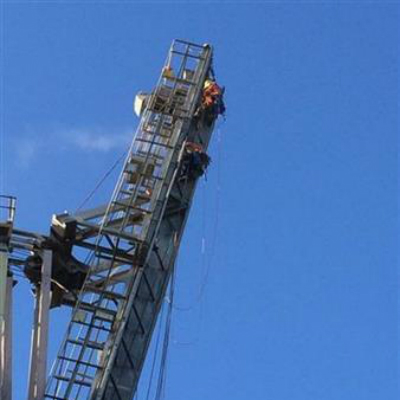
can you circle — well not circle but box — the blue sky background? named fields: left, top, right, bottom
left=0, top=2, right=398, bottom=400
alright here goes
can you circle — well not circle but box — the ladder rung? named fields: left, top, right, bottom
left=66, top=338, right=105, bottom=351
left=119, top=189, right=133, bottom=197
left=171, top=49, right=206, bottom=60
left=163, top=75, right=196, bottom=86
left=89, top=251, right=136, bottom=267
left=93, top=313, right=116, bottom=323
left=78, top=302, right=117, bottom=318
left=86, top=286, right=127, bottom=301
left=111, top=201, right=153, bottom=214
left=145, top=123, right=175, bottom=135
left=53, top=374, right=93, bottom=388
left=135, top=137, right=174, bottom=149
left=71, top=318, right=112, bottom=333
left=174, top=39, right=205, bottom=49
left=136, top=150, right=166, bottom=161
left=142, top=129, right=173, bottom=139
left=147, top=107, right=190, bottom=120
left=58, top=355, right=101, bottom=369
left=119, top=189, right=152, bottom=200
left=144, top=122, right=174, bottom=132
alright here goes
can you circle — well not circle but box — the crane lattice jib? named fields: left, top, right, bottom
left=44, top=40, right=214, bottom=400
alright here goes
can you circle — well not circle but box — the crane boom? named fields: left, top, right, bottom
left=43, top=40, right=221, bottom=400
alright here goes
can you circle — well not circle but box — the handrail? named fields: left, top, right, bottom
left=0, top=195, right=16, bottom=223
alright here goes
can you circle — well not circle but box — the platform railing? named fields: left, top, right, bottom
left=0, top=196, right=16, bottom=225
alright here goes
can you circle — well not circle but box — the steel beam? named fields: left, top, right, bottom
left=0, top=247, right=13, bottom=400
left=27, top=250, right=52, bottom=400
left=0, top=246, right=7, bottom=319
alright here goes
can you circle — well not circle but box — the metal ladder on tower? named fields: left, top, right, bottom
left=44, top=40, right=213, bottom=400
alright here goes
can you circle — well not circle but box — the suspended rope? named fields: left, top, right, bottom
left=170, top=184, right=207, bottom=346
left=145, top=299, right=167, bottom=400
left=154, top=266, right=176, bottom=400
left=75, top=148, right=128, bottom=213
left=198, top=125, right=223, bottom=297
left=75, top=145, right=130, bottom=268
left=134, top=262, right=178, bottom=400
left=170, top=122, right=224, bottom=348
left=173, top=124, right=224, bottom=312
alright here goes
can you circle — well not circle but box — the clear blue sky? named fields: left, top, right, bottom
left=1, top=2, right=398, bottom=400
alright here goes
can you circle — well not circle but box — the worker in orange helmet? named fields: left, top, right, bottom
left=193, top=77, right=226, bottom=127
left=202, top=79, right=223, bottom=107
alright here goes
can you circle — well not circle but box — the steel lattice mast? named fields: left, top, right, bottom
left=42, top=40, right=218, bottom=400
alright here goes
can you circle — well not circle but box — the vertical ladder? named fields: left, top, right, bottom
left=44, top=40, right=212, bottom=400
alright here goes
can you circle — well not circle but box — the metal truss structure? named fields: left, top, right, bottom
left=0, top=39, right=223, bottom=400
